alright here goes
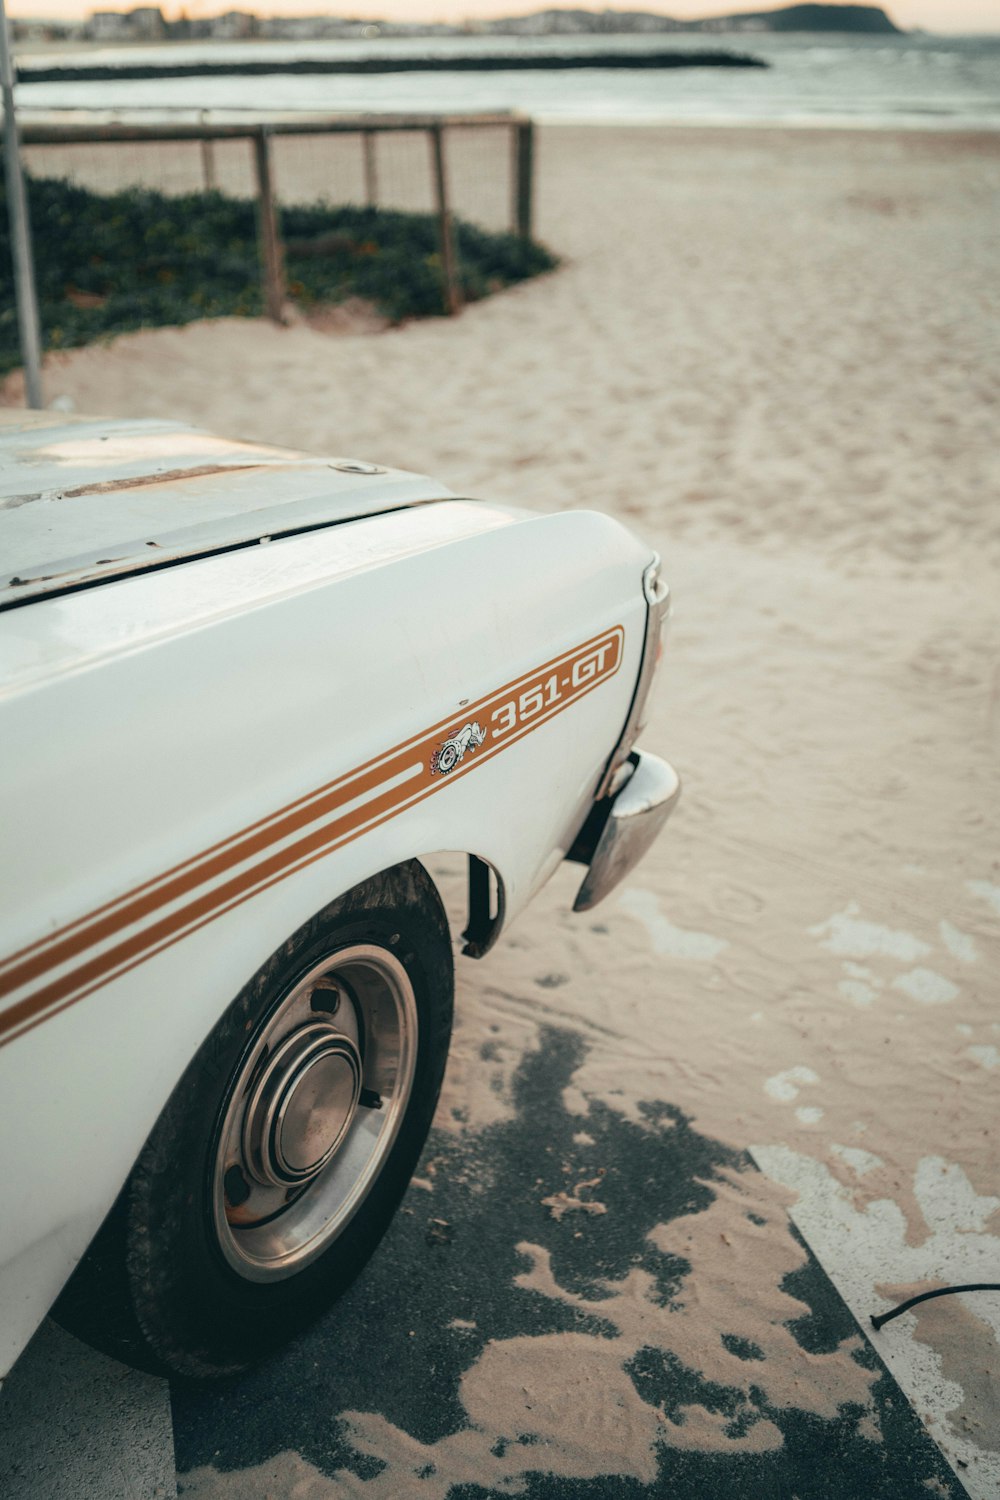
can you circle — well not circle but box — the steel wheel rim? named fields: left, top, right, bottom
left=211, top=944, right=418, bottom=1282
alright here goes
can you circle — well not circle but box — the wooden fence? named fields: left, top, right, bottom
left=17, top=111, right=536, bottom=320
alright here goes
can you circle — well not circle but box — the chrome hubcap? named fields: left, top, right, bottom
left=212, top=945, right=417, bottom=1282
left=241, top=1023, right=363, bottom=1187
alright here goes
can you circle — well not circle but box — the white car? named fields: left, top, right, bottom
left=0, top=412, right=679, bottom=1380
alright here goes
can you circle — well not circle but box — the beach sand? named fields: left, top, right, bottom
left=6, top=126, right=999, bottom=1494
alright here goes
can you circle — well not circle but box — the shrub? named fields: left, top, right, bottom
left=0, top=174, right=558, bottom=374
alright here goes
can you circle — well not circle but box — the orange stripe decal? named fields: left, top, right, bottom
left=0, top=628, right=623, bottom=1046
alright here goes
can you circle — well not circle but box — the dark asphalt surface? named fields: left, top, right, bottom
left=172, top=1026, right=964, bottom=1498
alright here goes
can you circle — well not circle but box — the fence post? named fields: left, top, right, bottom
left=362, top=129, right=377, bottom=207
left=252, top=127, right=285, bottom=325
left=199, top=112, right=216, bottom=191
left=512, top=119, right=534, bottom=241
left=0, top=0, right=44, bottom=408
left=428, top=124, right=461, bottom=317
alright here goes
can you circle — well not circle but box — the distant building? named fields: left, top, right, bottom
left=210, top=11, right=257, bottom=40
left=483, top=8, right=678, bottom=36
left=87, top=11, right=134, bottom=42
left=10, top=18, right=82, bottom=42
left=129, top=7, right=166, bottom=40
left=85, top=7, right=165, bottom=42
left=258, top=16, right=371, bottom=38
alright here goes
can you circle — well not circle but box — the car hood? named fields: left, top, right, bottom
left=0, top=412, right=457, bottom=609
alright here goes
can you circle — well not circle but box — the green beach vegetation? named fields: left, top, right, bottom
left=0, top=174, right=558, bottom=377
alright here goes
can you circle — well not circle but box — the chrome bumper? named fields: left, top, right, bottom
left=571, top=751, right=680, bottom=913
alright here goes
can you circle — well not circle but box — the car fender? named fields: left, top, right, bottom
left=0, top=501, right=652, bottom=1374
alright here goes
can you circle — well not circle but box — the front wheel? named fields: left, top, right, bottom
left=54, top=860, right=453, bottom=1379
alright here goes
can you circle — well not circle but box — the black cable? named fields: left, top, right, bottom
left=870, top=1283, right=1000, bottom=1331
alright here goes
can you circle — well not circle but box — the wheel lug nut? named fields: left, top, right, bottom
left=224, top=1164, right=251, bottom=1207
left=311, top=979, right=341, bottom=1015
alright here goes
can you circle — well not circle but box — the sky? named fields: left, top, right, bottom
left=7, top=0, right=1000, bottom=34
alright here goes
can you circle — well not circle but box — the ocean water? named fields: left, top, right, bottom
left=15, top=32, right=1000, bottom=130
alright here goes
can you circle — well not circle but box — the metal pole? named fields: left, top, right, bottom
left=429, top=124, right=461, bottom=317
left=0, top=0, right=43, bottom=407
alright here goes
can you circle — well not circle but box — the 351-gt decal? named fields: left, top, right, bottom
left=0, top=627, right=623, bottom=1046
left=488, top=633, right=622, bottom=741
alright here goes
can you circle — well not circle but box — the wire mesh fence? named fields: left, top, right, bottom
left=10, top=112, right=534, bottom=336
left=19, top=113, right=524, bottom=232
left=2, top=111, right=540, bottom=394
left=22, top=134, right=255, bottom=200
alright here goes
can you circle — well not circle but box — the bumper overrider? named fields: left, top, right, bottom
left=568, top=556, right=681, bottom=912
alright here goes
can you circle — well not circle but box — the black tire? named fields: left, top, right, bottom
left=54, top=860, right=453, bottom=1379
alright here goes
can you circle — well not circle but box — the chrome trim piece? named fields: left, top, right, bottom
left=573, top=750, right=681, bottom=913
left=595, top=556, right=671, bottom=800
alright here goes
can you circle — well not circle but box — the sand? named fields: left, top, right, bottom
left=6, top=126, right=998, bottom=1496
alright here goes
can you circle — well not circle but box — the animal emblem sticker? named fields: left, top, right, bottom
left=430, top=721, right=486, bottom=776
